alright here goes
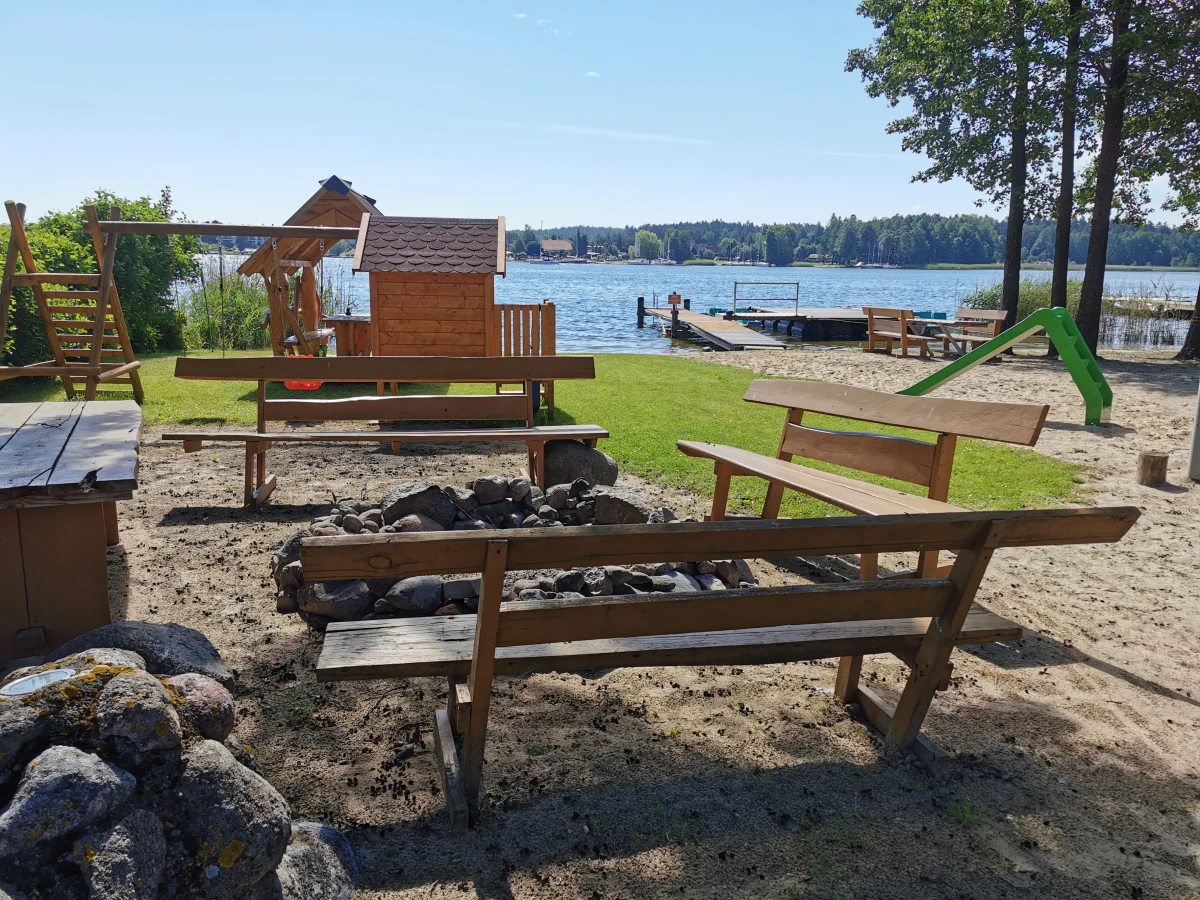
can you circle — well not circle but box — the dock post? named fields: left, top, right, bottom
left=683, top=298, right=691, bottom=311
left=670, top=306, right=680, bottom=337
left=637, top=296, right=645, bottom=328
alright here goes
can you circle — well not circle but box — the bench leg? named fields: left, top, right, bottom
left=834, top=655, right=862, bottom=702
left=761, top=479, right=786, bottom=519
left=243, top=446, right=255, bottom=507
left=859, top=552, right=878, bottom=581
left=102, top=501, right=120, bottom=547
left=546, top=381, right=555, bottom=419
left=461, top=540, right=509, bottom=822
left=708, top=462, right=733, bottom=522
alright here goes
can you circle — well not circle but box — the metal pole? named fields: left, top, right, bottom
left=1189, top=377, right=1200, bottom=481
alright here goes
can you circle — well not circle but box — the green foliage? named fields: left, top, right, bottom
left=634, top=229, right=662, bottom=260
left=665, top=228, right=693, bottom=262
left=950, top=802, right=987, bottom=826
left=764, top=224, right=798, bottom=266
left=1, top=188, right=198, bottom=366
left=181, top=270, right=271, bottom=352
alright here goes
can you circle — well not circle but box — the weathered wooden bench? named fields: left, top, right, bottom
left=304, top=507, right=1137, bottom=828
left=678, top=381, right=1049, bottom=580
left=863, top=306, right=937, bottom=357
left=162, top=355, right=605, bottom=506
left=940, top=308, right=1007, bottom=354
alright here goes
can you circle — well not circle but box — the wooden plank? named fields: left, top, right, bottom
left=378, top=320, right=487, bottom=335
left=98, top=221, right=359, bottom=239
left=374, top=307, right=488, bottom=323
left=433, top=708, right=469, bottom=830
left=463, top=540, right=509, bottom=812
left=679, top=441, right=962, bottom=516
left=0, top=403, right=39, bottom=453
left=780, top=424, right=936, bottom=487
left=10, top=272, right=100, bottom=286
left=174, top=355, right=596, bottom=383
left=317, top=605, right=1021, bottom=681
left=0, top=216, right=19, bottom=345
left=855, top=684, right=948, bottom=773
left=352, top=213, right=369, bottom=270
left=6, top=202, right=72, bottom=395
left=160, top=425, right=608, bottom=444
left=0, top=402, right=83, bottom=501
left=95, top=361, right=142, bottom=383
left=263, top=393, right=530, bottom=423
left=89, top=207, right=120, bottom=382
left=495, top=580, right=952, bottom=647
left=46, top=401, right=141, bottom=499
left=44, top=290, right=100, bottom=300
left=744, top=381, right=1049, bottom=446
left=301, top=507, right=1140, bottom=583
left=0, top=509, right=30, bottom=662
left=19, top=503, right=111, bottom=651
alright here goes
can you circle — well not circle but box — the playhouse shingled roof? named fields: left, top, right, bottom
left=353, top=215, right=506, bottom=276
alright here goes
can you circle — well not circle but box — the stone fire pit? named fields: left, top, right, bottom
left=271, top=477, right=756, bottom=631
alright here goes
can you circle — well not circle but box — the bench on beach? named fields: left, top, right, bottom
left=303, top=506, right=1139, bottom=828
left=162, top=355, right=605, bottom=506
left=678, top=381, right=1049, bottom=580
left=863, top=307, right=937, bottom=357
left=940, top=308, right=1007, bottom=354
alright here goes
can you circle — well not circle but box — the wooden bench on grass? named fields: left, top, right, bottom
left=863, top=307, right=937, bottom=357
left=304, top=506, right=1138, bottom=828
left=678, top=381, right=1049, bottom=580
left=162, top=355, right=605, bottom=507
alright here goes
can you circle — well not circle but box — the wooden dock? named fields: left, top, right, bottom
left=645, top=307, right=786, bottom=350
left=730, top=306, right=870, bottom=340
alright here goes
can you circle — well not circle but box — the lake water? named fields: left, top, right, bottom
left=200, top=256, right=1199, bottom=353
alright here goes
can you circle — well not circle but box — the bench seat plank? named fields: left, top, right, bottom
left=316, top=604, right=1019, bottom=681
left=161, top=425, right=609, bottom=444
left=677, top=440, right=965, bottom=516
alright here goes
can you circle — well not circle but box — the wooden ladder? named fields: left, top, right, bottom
left=1, top=201, right=143, bottom=401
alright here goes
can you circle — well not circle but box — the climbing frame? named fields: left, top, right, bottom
left=0, top=201, right=143, bottom=401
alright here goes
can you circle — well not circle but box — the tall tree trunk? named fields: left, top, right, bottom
left=1002, top=1, right=1031, bottom=331
left=1051, top=0, right=1083, bottom=310
left=1176, top=282, right=1200, bottom=360
left=1078, top=0, right=1132, bottom=354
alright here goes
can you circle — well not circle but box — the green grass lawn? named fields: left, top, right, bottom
left=0, top=351, right=1084, bottom=516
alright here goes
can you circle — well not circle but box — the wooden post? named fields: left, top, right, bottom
left=1189, top=381, right=1200, bottom=482
left=683, top=297, right=691, bottom=311
left=462, top=540, right=509, bottom=818
left=87, top=206, right=120, bottom=400
left=1136, top=452, right=1169, bottom=487
left=636, top=296, right=645, bottom=327
left=0, top=212, right=19, bottom=348
left=670, top=306, right=680, bottom=337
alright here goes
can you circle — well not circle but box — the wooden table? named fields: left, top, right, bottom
left=322, top=314, right=372, bottom=356
left=0, top=401, right=141, bottom=660
left=912, top=317, right=967, bottom=355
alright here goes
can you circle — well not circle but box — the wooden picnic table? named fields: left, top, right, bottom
left=0, top=400, right=141, bottom=660
left=321, top=313, right=372, bottom=357
left=912, top=317, right=968, bottom=355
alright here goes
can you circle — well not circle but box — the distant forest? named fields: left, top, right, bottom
left=510, top=215, right=1200, bottom=268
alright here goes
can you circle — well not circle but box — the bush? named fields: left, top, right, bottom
left=181, top=269, right=272, bottom=352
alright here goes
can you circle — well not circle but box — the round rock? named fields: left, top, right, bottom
left=71, top=808, right=166, bottom=900
left=166, top=673, right=236, bottom=742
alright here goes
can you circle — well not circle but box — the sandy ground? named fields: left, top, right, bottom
left=93, top=347, right=1199, bottom=899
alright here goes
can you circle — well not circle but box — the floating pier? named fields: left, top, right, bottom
left=732, top=306, right=869, bottom=341
left=638, top=297, right=786, bottom=350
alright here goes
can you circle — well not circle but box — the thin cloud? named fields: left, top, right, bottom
left=513, top=12, right=527, bottom=18
left=585, top=71, right=600, bottom=78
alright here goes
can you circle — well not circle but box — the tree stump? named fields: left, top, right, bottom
left=1136, top=452, right=1169, bottom=487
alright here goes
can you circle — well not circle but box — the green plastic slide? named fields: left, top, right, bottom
left=899, top=307, right=1113, bottom=426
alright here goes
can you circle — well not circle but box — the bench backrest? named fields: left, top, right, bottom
left=743, top=380, right=1049, bottom=500
left=954, top=308, right=1006, bottom=338
left=494, top=302, right=555, bottom=358
left=863, top=306, right=916, bottom=333
left=304, top=508, right=1137, bottom=650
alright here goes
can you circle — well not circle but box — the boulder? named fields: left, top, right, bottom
left=544, top=441, right=618, bottom=488
left=71, top=808, right=165, bottom=900
left=224, top=733, right=264, bottom=776
left=649, top=576, right=678, bottom=592
left=96, top=671, right=183, bottom=759
left=175, top=740, right=291, bottom=899
left=474, top=499, right=519, bottom=522
left=582, top=568, right=612, bottom=597
left=471, top=476, right=509, bottom=505
left=658, top=570, right=702, bottom=593
left=647, top=507, right=677, bottom=525
left=553, top=570, right=587, bottom=594
left=507, top=477, right=532, bottom=503
left=444, top=486, right=478, bottom=514
left=380, top=483, right=456, bottom=528
left=340, top=514, right=363, bottom=534
left=276, top=591, right=299, bottom=615
left=696, top=573, right=726, bottom=591
left=630, top=562, right=670, bottom=576
left=695, top=560, right=718, bottom=575
left=592, top=486, right=654, bottom=526
left=715, top=559, right=756, bottom=588
left=248, top=820, right=358, bottom=900
left=543, top=484, right=572, bottom=511
left=166, top=673, right=236, bottom=742
left=442, top=578, right=480, bottom=602
left=296, top=582, right=373, bottom=622
left=277, top=562, right=304, bottom=592
left=0, top=702, right=47, bottom=788
left=451, top=519, right=490, bottom=531
left=270, top=530, right=309, bottom=580
left=395, top=513, right=444, bottom=533
left=381, top=577, right=443, bottom=614
left=0, top=746, right=135, bottom=858
left=50, top=622, right=235, bottom=691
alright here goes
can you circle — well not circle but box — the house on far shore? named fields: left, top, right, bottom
left=540, top=238, right=573, bottom=258
left=806, top=253, right=834, bottom=264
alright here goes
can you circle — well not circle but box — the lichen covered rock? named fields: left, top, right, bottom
left=166, top=673, right=236, bottom=743
left=71, top=808, right=165, bottom=900
left=96, top=671, right=183, bottom=761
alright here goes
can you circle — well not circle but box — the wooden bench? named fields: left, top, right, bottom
left=162, top=355, right=605, bottom=506
left=304, top=507, right=1139, bottom=827
left=677, top=381, right=1049, bottom=579
left=863, top=307, right=937, bottom=357
left=941, top=308, right=1007, bottom=354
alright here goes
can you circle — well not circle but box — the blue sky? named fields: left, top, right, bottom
left=3, top=1, right=1173, bottom=228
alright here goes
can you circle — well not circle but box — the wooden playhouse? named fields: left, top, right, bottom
left=351, top=214, right=507, bottom=357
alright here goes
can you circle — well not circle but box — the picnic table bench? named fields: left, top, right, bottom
left=678, top=381, right=1049, bottom=579
left=1, top=400, right=141, bottom=660
left=162, top=355, right=605, bottom=506
left=863, top=307, right=938, bottom=357
left=304, top=506, right=1139, bottom=828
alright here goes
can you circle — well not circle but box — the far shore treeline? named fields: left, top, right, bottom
left=511, top=216, right=1200, bottom=269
